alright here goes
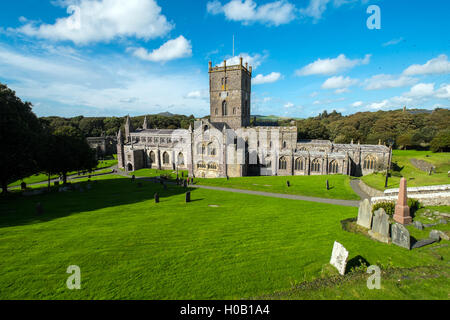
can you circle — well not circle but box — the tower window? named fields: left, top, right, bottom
left=222, top=101, right=227, bottom=116
left=233, top=107, right=236, bottom=115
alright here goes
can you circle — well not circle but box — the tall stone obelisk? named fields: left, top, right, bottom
left=393, top=177, right=412, bottom=225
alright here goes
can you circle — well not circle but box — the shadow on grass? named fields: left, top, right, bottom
left=0, top=176, right=197, bottom=228
left=346, top=255, right=371, bottom=273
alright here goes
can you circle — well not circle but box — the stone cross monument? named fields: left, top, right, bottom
left=393, top=177, right=412, bottom=225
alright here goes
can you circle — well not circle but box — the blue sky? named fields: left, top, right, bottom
left=0, top=0, right=449, bottom=118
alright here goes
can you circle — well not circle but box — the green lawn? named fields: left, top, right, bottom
left=8, top=158, right=118, bottom=187
left=0, top=175, right=448, bottom=299
left=362, top=150, right=450, bottom=191
left=129, top=168, right=189, bottom=180
left=196, top=174, right=360, bottom=200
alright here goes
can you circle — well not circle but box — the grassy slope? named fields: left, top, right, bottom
left=196, top=175, right=360, bottom=200
left=8, top=159, right=118, bottom=187
left=362, top=150, right=450, bottom=191
left=0, top=175, right=448, bottom=300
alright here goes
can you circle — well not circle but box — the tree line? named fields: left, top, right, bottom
left=276, top=109, right=450, bottom=152
left=0, top=84, right=97, bottom=194
left=41, top=113, right=196, bottom=138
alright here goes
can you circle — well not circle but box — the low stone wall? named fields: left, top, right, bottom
left=357, top=180, right=384, bottom=197
left=384, top=184, right=450, bottom=196
left=372, top=192, right=450, bottom=206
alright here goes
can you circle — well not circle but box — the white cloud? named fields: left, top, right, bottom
left=321, top=76, right=358, bottom=91
left=207, top=0, right=296, bottom=26
left=253, top=72, right=281, bottom=84
left=403, top=54, right=450, bottom=76
left=352, top=101, right=363, bottom=107
left=435, top=84, right=450, bottom=99
left=218, top=53, right=266, bottom=69
left=186, top=90, right=209, bottom=99
left=284, top=102, right=294, bottom=108
left=300, top=0, right=361, bottom=20
left=131, top=36, right=192, bottom=62
left=382, top=37, right=404, bottom=47
left=300, top=0, right=329, bottom=20
left=367, top=99, right=391, bottom=110
left=405, top=83, right=435, bottom=98
left=364, top=74, right=418, bottom=90
left=15, top=0, right=173, bottom=44
left=296, top=54, right=370, bottom=76
left=0, top=45, right=209, bottom=116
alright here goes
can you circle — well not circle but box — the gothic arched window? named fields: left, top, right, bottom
left=311, top=159, right=321, bottom=172
left=222, top=101, right=227, bottom=116
left=363, top=156, right=376, bottom=170
left=329, top=160, right=338, bottom=174
left=279, top=157, right=287, bottom=170
left=163, top=152, right=170, bottom=165
left=295, top=158, right=304, bottom=171
left=149, top=151, right=156, bottom=164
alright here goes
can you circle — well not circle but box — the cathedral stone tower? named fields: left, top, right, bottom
left=209, top=57, right=252, bottom=129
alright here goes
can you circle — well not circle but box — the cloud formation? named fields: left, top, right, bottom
left=296, top=54, right=370, bottom=76
left=207, top=0, right=296, bottom=26
left=403, top=54, right=450, bottom=76
left=364, top=74, right=418, bottom=90
left=253, top=72, right=282, bottom=84
left=131, top=36, right=192, bottom=62
left=321, top=75, right=358, bottom=93
left=15, top=0, right=173, bottom=44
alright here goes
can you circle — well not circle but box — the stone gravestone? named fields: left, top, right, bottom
left=429, top=230, right=441, bottom=242
left=356, top=199, right=372, bottom=229
left=184, top=180, right=188, bottom=188
left=185, top=192, right=191, bottom=203
left=21, top=182, right=27, bottom=191
left=393, top=177, right=412, bottom=225
left=369, top=208, right=390, bottom=243
left=326, top=180, right=329, bottom=190
left=286, top=181, right=290, bottom=187
left=36, top=202, right=44, bottom=215
left=391, top=223, right=410, bottom=250
left=154, top=193, right=159, bottom=203
left=329, top=241, right=349, bottom=276
left=413, top=221, right=424, bottom=230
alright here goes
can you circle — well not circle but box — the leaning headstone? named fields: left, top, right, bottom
left=413, top=221, right=424, bottom=230
left=429, top=230, right=441, bottom=242
left=154, top=193, right=159, bottom=203
left=329, top=241, right=349, bottom=276
left=36, top=203, right=44, bottom=215
left=369, top=208, right=390, bottom=243
left=286, top=181, right=290, bottom=187
left=326, top=180, right=329, bottom=190
left=393, top=177, right=412, bottom=225
left=391, top=223, right=411, bottom=250
left=439, top=219, right=447, bottom=225
left=185, top=192, right=191, bottom=203
left=411, top=239, right=436, bottom=249
left=356, top=199, right=372, bottom=229
left=20, top=182, right=27, bottom=191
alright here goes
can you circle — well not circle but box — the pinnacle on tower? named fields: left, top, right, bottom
left=143, top=116, right=149, bottom=130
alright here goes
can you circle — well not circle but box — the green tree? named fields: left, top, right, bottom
left=430, top=130, right=450, bottom=152
left=0, top=84, right=43, bottom=194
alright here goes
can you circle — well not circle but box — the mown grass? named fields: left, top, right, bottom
left=196, top=174, right=360, bottom=200
left=0, top=175, right=448, bottom=300
left=362, top=150, right=450, bottom=191
left=129, top=168, right=189, bottom=180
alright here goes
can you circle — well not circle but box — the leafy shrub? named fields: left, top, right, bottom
left=408, top=198, right=421, bottom=215
left=372, top=201, right=395, bottom=216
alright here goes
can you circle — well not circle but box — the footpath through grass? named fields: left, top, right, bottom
left=362, top=150, right=450, bottom=191
left=196, top=174, right=360, bottom=200
left=0, top=175, right=448, bottom=299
